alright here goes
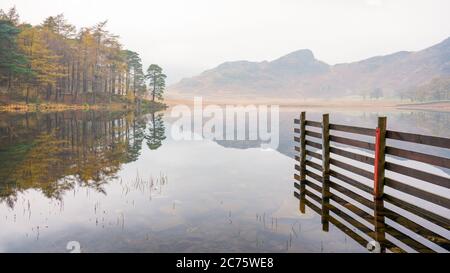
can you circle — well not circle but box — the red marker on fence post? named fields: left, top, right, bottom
left=374, top=117, right=387, bottom=200
left=374, top=117, right=387, bottom=252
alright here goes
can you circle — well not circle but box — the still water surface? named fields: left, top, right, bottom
left=0, top=107, right=448, bottom=252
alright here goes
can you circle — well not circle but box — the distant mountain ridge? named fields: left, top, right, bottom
left=168, top=37, right=450, bottom=100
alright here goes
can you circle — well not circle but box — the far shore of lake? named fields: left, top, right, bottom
left=164, top=97, right=450, bottom=112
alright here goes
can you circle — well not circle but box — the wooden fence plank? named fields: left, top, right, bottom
left=306, top=160, right=322, bottom=172
left=330, top=158, right=374, bottom=180
left=384, top=194, right=450, bottom=228
left=330, top=135, right=375, bottom=151
left=386, top=130, right=450, bottom=149
left=306, top=130, right=322, bottom=139
left=306, top=120, right=322, bottom=128
left=329, top=198, right=422, bottom=253
left=306, top=169, right=322, bottom=183
left=329, top=181, right=374, bottom=209
left=306, top=140, right=322, bottom=149
left=296, top=194, right=322, bottom=215
left=385, top=162, right=450, bottom=189
left=328, top=203, right=375, bottom=239
left=384, top=224, right=435, bottom=253
left=382, top=207, right=450, bottom=251
left=386, top=146, right=450, bottom=169
left=330, top=123, right=376, bottom=136
left=304, top=180, right=322, bottom=193
left=329, top=169, right=373, bottom=194
left=335, top=198, right=400, bottom=253
left=330, top=146, right=375, bottom=165
left=305, top=188, right=322, bottom=204
left=330, top=193, right=375, bottom=224
left=328, top=216, right=372, bottom=250
left=385, top=177, right=450, bottom=209
left=306, top=150, right=322, bottom=160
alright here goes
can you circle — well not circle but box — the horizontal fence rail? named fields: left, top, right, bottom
left=293, top=112, right=450, bottom=253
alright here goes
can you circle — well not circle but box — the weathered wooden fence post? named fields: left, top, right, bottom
left=373, top=116, right=387, bottom=252
left=374, top=117, right=387, bottom=199
left=299, top=112, right=307, bottom=213
left=321, top=113, right=330, bottom=231
left=374, top=198, right=387, bottom=253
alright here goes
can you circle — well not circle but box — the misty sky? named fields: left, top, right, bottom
left=1, top=0, right=450, bottom=84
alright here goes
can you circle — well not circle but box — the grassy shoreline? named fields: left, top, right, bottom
left=3, top=98, right=448, bottom=113
left=0, top=100, right=167, bottom=113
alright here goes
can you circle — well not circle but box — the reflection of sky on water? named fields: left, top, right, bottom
left=0, top=108, right=448, bottom=252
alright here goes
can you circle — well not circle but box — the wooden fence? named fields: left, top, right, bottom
left=293, top=112, right=450, bottom=253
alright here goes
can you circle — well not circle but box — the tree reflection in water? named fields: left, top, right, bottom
left=145, top=112, right=166, bottom=150
left=0, top=109, right=166, bottom=208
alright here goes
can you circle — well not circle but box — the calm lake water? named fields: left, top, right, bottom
left=0, top=107, right=449, bottom=252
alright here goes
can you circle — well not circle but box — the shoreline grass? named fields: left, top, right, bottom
left=0, top=100, right=167, bottom=113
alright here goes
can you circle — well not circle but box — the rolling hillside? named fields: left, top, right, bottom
left=168, top=37, right=450, bottom=100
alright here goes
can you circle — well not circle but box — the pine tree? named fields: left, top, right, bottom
left=0, top=9, right=30, bottom=94
left=145, top=64, right=166, bottom=102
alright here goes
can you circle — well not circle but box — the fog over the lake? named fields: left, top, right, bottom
left=1, top=0, right=450, bottom=83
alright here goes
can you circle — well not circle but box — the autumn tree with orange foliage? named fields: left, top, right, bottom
left=0, top=7, right=148, bottom=105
